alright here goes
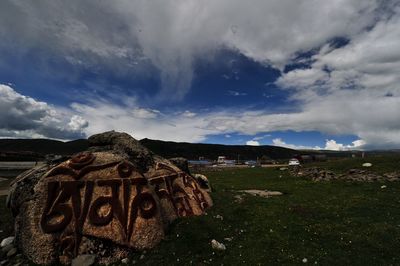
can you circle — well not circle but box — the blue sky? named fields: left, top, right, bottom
left=0, top=0, right=399, bottom=150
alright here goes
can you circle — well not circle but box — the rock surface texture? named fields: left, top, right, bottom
left=7, top=131, right=212, bottom=265
left=294, top=167, right=400, bottom=182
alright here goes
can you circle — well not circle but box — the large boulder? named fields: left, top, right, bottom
left=7, top=131, right=212, bottom=265
left=168, top=157, right=190, bottom=175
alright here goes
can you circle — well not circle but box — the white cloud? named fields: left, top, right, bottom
left=324, top=139, right=365, bottom=151
left=70, top=98, right=223, bottom=142
left=0, top=2, right=399, bottom=149
left=228, top=90, right=247, bottom=96
left=253, top=134, right=272, bottom=141
left=0, top=84, right=393, bottom=149
left=68, top=115, right=88, bottom=131
left=246, top=140, right=260, bottom=146
left=131, top=108, right=160, bottom=119
left=269, top=9, right=400, bottom=149
left=276, top=68, right=329, bottom=92
left=201, top=90, right=400, bottom=149
left=0, top=0, right=383, bottom=100
left=272, top=138, right=321, bottom=150
left=272, top=138, right=365, bottom=151
left=182, top=110, right=196, bottom=118
left=0, top=84, right=87, bottom=139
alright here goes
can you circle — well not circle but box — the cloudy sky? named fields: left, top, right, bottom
left=0, top=0, right=399, bottom=150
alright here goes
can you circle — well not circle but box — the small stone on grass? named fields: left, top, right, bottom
left=211, top=239, right=226, bottom=251
left=71, top=254, right=96, bottom=266
left=1, top=237, right=14, bottom=248
left=6, top=247, right=17, bottom=257
left=1, top=244, right=14, bottom=254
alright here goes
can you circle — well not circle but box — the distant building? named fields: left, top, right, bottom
left=224, top=160, right=236, bottom=165
left=188, top=160, right=211, bottom=166
left=244, top=160, right=257, bottom=166
left=217, top=156, right=236, bottom=165
left=294, top=155, right=313, bottom=163
left=312, top=154, right=327, bottom=161
left=217, top=156, right=226, bottom=164
left=259, top=155, right=276, bottom=164
left=294, top=154, right=327, bottom=163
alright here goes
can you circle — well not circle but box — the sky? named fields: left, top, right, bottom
left=0, top=0, right=399, bottom=150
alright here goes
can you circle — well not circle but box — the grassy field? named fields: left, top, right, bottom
left=0, top=197, right=13, bottom=247
left=1, top=156, right=399, bottom=265
left=307, top=154, right=400, bottom=174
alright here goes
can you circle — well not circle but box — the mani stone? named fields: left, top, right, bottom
left=7, top=131, right=213, bottom=265
left=169, top=157, right=190, bottom=175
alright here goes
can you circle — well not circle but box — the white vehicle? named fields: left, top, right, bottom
left=217, top=156, right=226, bottom=164
left=288, top=158, right=300, bottom=166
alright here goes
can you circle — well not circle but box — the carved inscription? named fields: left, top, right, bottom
left=149, top=163, right=209, bottom=217
left=40, top=153, right=210, bottom=259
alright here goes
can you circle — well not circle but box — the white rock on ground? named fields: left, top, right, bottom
left=211, top=239, right=226, bottom=251
left=0, top=237, right=14, bottom=248
left=71, top=254, right=96, bottom=266
left=6, top=247, right=17, bottom=257
left=234, top=195, right=244, bottom=203
left=239, top=190, right=283, bottom=198
left=215, top=214, right=224, bottom=220
left=362, top=163, right=372, bottom=167
left=1, top=244, right=13, bottom=253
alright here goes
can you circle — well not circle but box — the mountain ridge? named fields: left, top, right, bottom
left=0, top=137, right=299, bottom=160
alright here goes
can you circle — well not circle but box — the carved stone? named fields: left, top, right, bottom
left=8, top=132, right=212, bottom=265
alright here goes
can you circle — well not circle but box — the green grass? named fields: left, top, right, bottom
left=125, top=166, right=400, bottom=265
left=0, top=196, right=14, bottom=243
left=0, top=178, right=13, bottom=191
left=307, top=155, right=400, bottom=174
left=1, top=162, right=400, bottom=265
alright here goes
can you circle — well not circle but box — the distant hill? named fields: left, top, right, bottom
left=0, top=139, right=88, bottom=160
left=140, top=138, right=298, bottom=160
left=0, top=138, right=299, bottom=161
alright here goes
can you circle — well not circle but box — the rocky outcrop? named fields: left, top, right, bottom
left=238, top=190, right=283, bottom=198
left=295, top=167, right=336, bottom=181
left=296, top=167, right=400, bottom=182
left=87, top=131, right=155, bottom=172
left=193, top=174, right=212, bottom=192
left=168, top=157, right=190, bottom=175
left=7, top=131, right=212, bottom=265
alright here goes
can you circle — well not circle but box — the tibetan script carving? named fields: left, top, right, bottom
left=39, top=152, right=212, bottom=259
